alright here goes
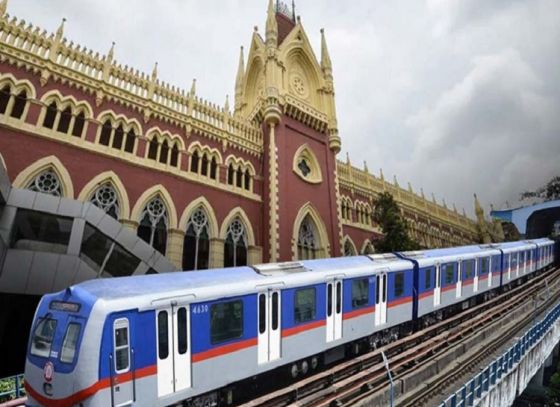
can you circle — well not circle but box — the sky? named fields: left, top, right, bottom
left=7, top=0, right=560, bottom=217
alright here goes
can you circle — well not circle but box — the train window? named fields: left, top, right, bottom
left=157, top=312, right=169, bottom=360
left=177, top=307, right=188, bottom=355
left=60, top=323, right=81, bottom=363
left=259, top=294, right=266, bottom=334
left=114, top=319, right=130, bottom=372
left=352, top=279, right=369, bottom=309
left=327, top=284, right=333, bottom=317
left=424, top=269, right=432, bottom=290
left=480, top=258, right=489, bottom=274
left=272, top=292, right=279, bottom=330
left=336, top=282, right=342, bottom=314
left=394, top=272, right=404, bottom=298
left=511, top=254, right=518, bottom=269
left=382, top=275, right=387, bottom=302
left=30, top=318, right=57, bottom=358
left=464, top=261, right=474, bottom=280
left=294, top=287, right=316, bottom=324
left=211, top=300, right=243, bottom=344
left=444, top=264, right=455, bottom=285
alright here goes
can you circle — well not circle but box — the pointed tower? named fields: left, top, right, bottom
left=234, top=46, right=245, bottom=114
left=235, top=1, right=343, bottom=260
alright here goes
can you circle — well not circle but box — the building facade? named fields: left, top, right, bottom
left=0, top=0, right=479, bottom=271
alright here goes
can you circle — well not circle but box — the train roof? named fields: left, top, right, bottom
left=68, top=255, right=412, bottom=307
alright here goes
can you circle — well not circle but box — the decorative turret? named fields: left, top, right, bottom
left=474, top=193, right=492, bottom=243
left=474, top=193, right=484, bottom=219
left=265, top=0, right=278, bottom=49
left=55, top=17, right=65, bottom=42
left=320, top=28, right=333, bottom=82
left=0, top=0, right=8, bottom=18
left=234, top=46, right=245, bottom=114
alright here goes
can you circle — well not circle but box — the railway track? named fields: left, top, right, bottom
left=240, top=267, right=560, bottom=407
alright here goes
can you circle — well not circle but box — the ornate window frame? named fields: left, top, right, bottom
left=292, top=144, right=322, bottom=184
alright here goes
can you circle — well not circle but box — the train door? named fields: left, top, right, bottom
left=326, top=280, right=343, bottom=342
left=473, top=260, right=479, bottom=292
left=488, top=257, right=492, bottom=287
left=456, top=263, right=462, bottom=298
left=375, top=273, right=388, bottom=325
left=156, top=305, right=191, bottom=398
left=434, top=265, right=441, bottom=307
left=112, top=318, right=134, bottom=407
left=515, top=253, right=520, bottom=277
left=258, top=290, right=281, bottom=364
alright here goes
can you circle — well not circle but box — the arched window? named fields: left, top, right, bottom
left=148, top=137, right=159, bottom=160
left=170, top=144, right=179, bottom=167
left=99, top=120, right=112, bottom=146
left=0, top=85, right=10, bottom=114
left=190, top=151, right=199, bottom=173
left=244, top=169, right=251, bottom=191
left=90, top=183, right=120, bottom=219
left=344, top=239, right=356, bottom=257
left=227, top=164, right=234, bottom=185
left=201, top=154, right=209, bottom=176
left=236, top=169, right=242, bottom=188
left=57, top=106, right=72, bottom=134
left=297, top=215, right=317, bottom=260
left=26, top=170, right=62, bottom=196
left=112, top=125, right=124, bottom=150
left=224, top=217, right=247, bottom=267
left=159, top=140, right=169, bottom=165
left=210, top=157, right=217, bottom=180
left=362, top=242, right=375, bottom=255
left=72, top=112, right=85, bottom=138
left=10, top=90, right=27, bottom=119
left=124, top=130, right=136, bottom=153
left=182, top=208, right=210, bottom=271
left=137, top=197, right=168, bottom=255
left=43, top=101, right=57, bottom=129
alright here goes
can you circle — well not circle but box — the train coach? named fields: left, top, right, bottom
left=24, top=239, right=556, bottom=407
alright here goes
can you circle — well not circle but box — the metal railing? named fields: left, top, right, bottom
left=0, top=374, right=25, bottom=403
left=440, top=301, right=560, bottom=407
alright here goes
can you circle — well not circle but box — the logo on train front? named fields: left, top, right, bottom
left=44, top=361, right=54, bottom=382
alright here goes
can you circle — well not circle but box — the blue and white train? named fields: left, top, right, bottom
left=24, top=238, right=556, bottom=407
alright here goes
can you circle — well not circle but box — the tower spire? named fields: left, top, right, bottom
left=0, top=0, right=8, bottom=17
left=320, top=28, right=333, bottom=74
left=266, top=0, right=278, bottom=48
left=234, top=46, right=245, bottom=113
left=55, top=17, right=66, bottom=42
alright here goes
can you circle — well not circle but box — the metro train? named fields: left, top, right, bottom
left=24, top=238, right=556, bottom=407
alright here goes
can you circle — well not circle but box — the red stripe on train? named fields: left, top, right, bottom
left=388, top=296, right=412, bottom=308
left=192, top=337, right=257, bottom=363
left=282, top=319, right=325, bottom=338
left=343, top=305, right=375, bottom=320
left=25, top=365, right=156, bottom=407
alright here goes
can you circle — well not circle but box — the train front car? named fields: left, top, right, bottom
left=24, top=286, right=99, bottom=407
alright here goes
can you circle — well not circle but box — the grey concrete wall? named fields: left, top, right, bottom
left=476, top=319, right=560, bottom=406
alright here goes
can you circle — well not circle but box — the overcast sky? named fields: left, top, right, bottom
left=7, top=0, right=560, bottom=217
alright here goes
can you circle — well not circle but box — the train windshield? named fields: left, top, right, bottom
left=30, top=317, right=57, bottom=358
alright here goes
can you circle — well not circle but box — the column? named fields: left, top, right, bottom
left=166, top=229, right=185, bottom=269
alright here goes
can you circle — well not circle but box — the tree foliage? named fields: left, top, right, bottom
left=372, top=192, right=420, bottom=252
left=521, top=175, right=560, bottom=202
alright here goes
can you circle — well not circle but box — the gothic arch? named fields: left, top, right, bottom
left=189, top=141, right=223, bottom=163
left=130, top=184, right=178, bottom=229
left=0, top=73, right=37, bottom=99
left=292, top=143, right=322, bottom=184
left=0, top=152, right=6, bottom=173
left=13, top=155, right=74, bottom=198
left=219, top=207, right=256, bottom=247
left=243, top=55, right=265, bottom=114
left=342, top=235, right=358, bottom=256
left=39, top=89, right=94, bottom=118
left=292, top=202, right=330, bottom=259
left=146, top=127, right=186, bottom=151
left=77, top=171, right=131, bottom=220
left=361, top=239, right=375, bottom=255
left=179, top=197, right=219, bottom=238
left=96, top=110, right=143, bottom=135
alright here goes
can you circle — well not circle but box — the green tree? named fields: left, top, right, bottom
left=372, top=192, right=420, bottom=252
left=547, top=362, right=560, bottom=404
left=521, top=175, right=560, bottom=202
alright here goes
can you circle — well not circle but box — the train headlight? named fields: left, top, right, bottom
left=43, top=382, right=53, bottom=396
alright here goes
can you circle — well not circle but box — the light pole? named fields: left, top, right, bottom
left=382, top=351, right=394, bottom=407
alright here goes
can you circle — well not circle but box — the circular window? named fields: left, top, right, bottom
left=290, top=73, right=309, bottom=98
